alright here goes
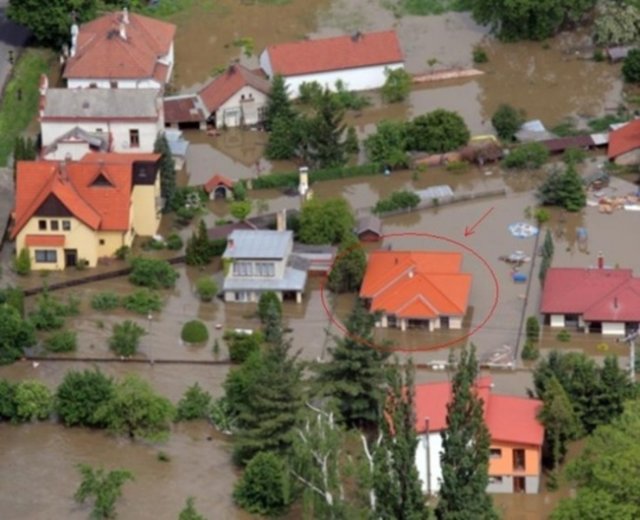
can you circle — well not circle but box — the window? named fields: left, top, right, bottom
left=62, top=220, right=71, bottom=231
left=490, top=449, right=502, bottom=459
left=489, top=476, right=503, bottom=484
left=129, top=129, right=140, bottom=148
left=256, top=262, right=275, bottom=277
left=95, top=128, right=103, bottom=134
left=99, top=239, right=105, bottom=245
left=110, top=81, right=118, bottom=89
left=233, top=261, right=252, bottom=276
left=89, top=83, right=97, bottom=88
left=513, top=449, right=526, bottom=471
left=50, top=220, right=59, bottom=231
left=38, top=220, right=47, bottom=231
left=257, top=107, right=266, bottom=121
left=35, top=250, right=57, bottom=263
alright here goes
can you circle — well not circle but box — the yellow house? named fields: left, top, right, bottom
left=11, top=153, right=162, bottom=270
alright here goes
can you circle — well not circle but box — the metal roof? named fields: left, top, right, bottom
left=223, top=230, right=293, bottom=259
left=223, top=266, right=307, bottom=291
left=43, top=88, right=161, bottom=119
left=415, top=185, right=454, bottom=201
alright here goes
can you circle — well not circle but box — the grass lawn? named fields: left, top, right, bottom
left=0, top=48, right=54, bottom=167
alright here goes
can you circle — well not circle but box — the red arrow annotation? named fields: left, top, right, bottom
left=463, top=207, right=495, bottom=237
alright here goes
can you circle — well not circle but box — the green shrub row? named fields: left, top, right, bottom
left=373, top=190, right=421, bottom=215
left=252, top=163, right=382, bottom=189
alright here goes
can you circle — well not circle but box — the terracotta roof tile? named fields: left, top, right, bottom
left=264, top=30, right=403, bottom=76
left=64, top=12, right=175, bottom=82
left=608, top=120, right=640, bottom=159
left=163, top=95, right=206, bottom=124
left=204, top=174, right=235, bottom=193
left=198, top=64, right=271, bottom=113
left=25, top=234, right=66, bottom=247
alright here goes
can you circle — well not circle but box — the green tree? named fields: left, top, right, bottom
left=223, top=350, right=264, bottom=416
left=623, top=49, right=640, bottom=83
left=298, top=197, right=355, bottom=245
left=230, top=200, right=252, bottom=221
left=233, top=313, right=302, bottom=464
left=185, top=220, right=214, bottom=267
left=504, top=142, right=550, bottom=169
left=257, top=291, right=282, bottom=324
left=327, top=236, right=366, bottom=293
left=232, top=181, right=247, bottom=201
left=436, top=344, right=497, bottom=520
left=265, top=115, right=301, bottom=160
left=345, top=126, right=359, bottom=155
left=560, top=163, right=587, bottom=212
left=109, top=320, right=146, bottom=357
left=552, top=488, right=639, bottom=520
left=304, top=89, right=347, bottom=168
left=381, top=67, right=412, bottom=103
left=264, top=75, right=295, bottom=130
left=470, top=0, right=596, bottom=41
left=154, top=133, right=176, bottom=210
left=0, top=303, right=36, bottom=364
left=314, top=300, right=389, bottom=429
left=225, top=331, right=263, bottom=364
left=526, top=316, right=540, bottom=341
left=0, top=379, right=17, bottom=420
left=14, top=248, right=31, bottom=276
left=74, top=464, right=134, bottom=520
left=233, top=451, right=291, bottom=516
left=129, top=258, right=178, bottom=289
left=195, top=277, right=217, bottom=302
left=175, top=383, right=212, bottom=421
left=408, top=110, right=470, bottom=153
left=179, top=497, right=207, bottom=520
left=491, top=104, right=525, bottom=141
left=56, top=369, right=114, bottom=427
left=8, top=0, right=99, bottom=48
left=364, top=120, right=409, bottom=167
left=594, top=1, right=640, bottom=46
left=181, top=320, right=209, bottom=343
left=13, top=380, right=53, bottom=422
left=373, top=359, right=429, bottom=520
left=95, top=374, right=175, bottom=441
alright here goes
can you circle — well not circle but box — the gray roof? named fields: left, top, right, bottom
left=355, top=215, right=382, bottom=235
left=223, top=230, right=293, bottom=259
left=43, top=88, right=161, bottom=119
left=223, top=266, right=307, bottom=292
left=416, top=185, right=454, bottom=201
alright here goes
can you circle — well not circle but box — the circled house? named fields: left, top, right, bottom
left=413, top=377, right=544, bottom=495
left=359, top=251, right=472, bottom=331
left=259, top=30, right=404, bottom=98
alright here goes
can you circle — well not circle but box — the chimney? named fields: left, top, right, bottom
left=298, top=166, right=309, bottom=196
left=597, top=251, right=604, bottom=269
left=122, top=7, right=129, bottom=24
left=119, top=22, right=127, bottom=40
left=59, top=161, right=69, bottom=182
left=276, top=209, right=287, bottom=232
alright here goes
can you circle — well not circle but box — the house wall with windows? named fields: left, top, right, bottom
left=488, top=442, right=541, bottom=494
left=67, top=78, right=162, bottom=90
left=415, top=432, right=443, bottom=495
left=214, top=85, right=268, bottom=128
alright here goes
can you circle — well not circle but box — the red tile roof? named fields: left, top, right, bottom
left=25, top=234, right=66, bottom=247
left=264, top=30, right=404, bottom=76
left=163, top=95, right=206, bottom=124
left=81, top=152, right=161, bottom=163
left=198, top=64, right=271, bottom=113
left=64, top=11, right=175, bottom=82
left=541, top=267, right=640, bottom=322
left=11, top=159, right=135, bottom=238
left=414, top=377, right=543, bottom=446
left=360, top=251, right=471, bottom=319
left=608, top=120, right=640, bottom=159
left=204, top=174, right=235, bottom=193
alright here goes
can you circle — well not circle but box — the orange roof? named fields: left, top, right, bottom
left=608, top=120, right=640, bottom=159
left=64, top=11, right=175, bottom=82
left=11, top=159, right=135, bottom=239
left=25, top=234, right=66, bottom=247
left=360, top=251, right=471, bottom=318
left=198, top=64, right=270, bottom=113
left=81, top=152, right=161, bottom=163
left=264, top=30, right=404, bottom=76
left=414, top=376, right=544, bottom=446
left=204, top=174, right=235, bottom=193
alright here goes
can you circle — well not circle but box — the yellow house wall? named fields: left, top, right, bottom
left=131, top=176, right=161, bottom=236
left=96, top=230, right=130, bottom=259
left=16, top=217, right=99, bottom=269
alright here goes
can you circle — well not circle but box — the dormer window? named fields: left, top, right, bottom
left=91, top=172, right=114, bottom=187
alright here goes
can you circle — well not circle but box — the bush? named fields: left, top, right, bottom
left=166, top=233, right=184, bottom=251
left=472, top=46, right=489, bottom=64
left=75, top=258, right=89, bottom=270
left=13, top=380, right=53, bottom=422
left=129, top=258, right=178, bottom=289
left=44, top=330, right=77, bottom=353
left=521, top=340, right=540, bottom=361
left=225, top=331, right=263, bottom=363
left=91, top=292, right=121, bottom=311
left=0, top=287, right=25, bottom=316
left=195, top=277, right=218, bottom=302
left=252, top=163, right=381, bottom=190
left=258, top=292, right=282, bottom=324
left=109, top=320, right=146, bottom=357
left=563, top=148, right=586, bottom=165
left=380, top=67, right=412, bottom=103
left=0, top=304, right=36, bottom=364
left=534, top=208, right=550, bottom=225
left=233, top=451, right=291, bottom=516
left=491, top=104, right=525, bottom=142
left=122, top=289, right=163, bottom=315
left=408, top=109, right=470, bottom=153
left=175, top=383, right=212, bottom=421
left=56, top=369, right=114, bottom=427
left=623, top=49, right=640, bottom=83
left=14, top=248, right=31, bottom=276
left=181, top=320, right=209, bottom=344
left=503, top=142, right=549, bottom=169
left=114, top=245, right=130, bottom=260
left=557, top=329, right=571, bottom=342
left=526, top=316, right=540, bottom=341
left=0, top=379, right=17, bottom=420
left=230, top=200, right=252, bottom=221
left=29, top=292, right=78, bottom=331
left=144, top=238, right=166, bottom=251
left=373, top=190, right=421, bottom=215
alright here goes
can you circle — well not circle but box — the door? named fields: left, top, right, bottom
left=64, top=249, right=77, bottom=268
left=513, top=476, right=526, bottom=493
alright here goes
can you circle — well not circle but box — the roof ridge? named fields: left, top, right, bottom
left=583, top=277, right=632, bottom=314
left=395, top=293, right=439, bottom=316
left=419, top=273, right=464, bottom=314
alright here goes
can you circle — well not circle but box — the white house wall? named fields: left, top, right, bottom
left=602, top=322, right=625, bottom=336
left=415, top=432, right=443, bottom=494
left=259, top=51, right=273, bottom=79
left=281, top=63, right=404, bottom=99
left=43, top=141, right=93, bottom=161
left=67, top=78, right=162, bottom=89
left=216, top=85, right=268, bottom=128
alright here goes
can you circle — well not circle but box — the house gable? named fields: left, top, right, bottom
left=34, top=193, right=73, bottom=217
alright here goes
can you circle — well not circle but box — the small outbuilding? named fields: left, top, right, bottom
left=203, top=174, right=235, bottom=200
left=355, top=215, right=383, bottom=242
left=608, top=119, right=640, bottom=165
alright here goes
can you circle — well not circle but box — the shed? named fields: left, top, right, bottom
left=291, top=243, right=337, bottom=273
left=203, top=174, right=235, bottom=199
left=539, top=135, right=595, bottom=154
left=415, top=185, right=454, bottom=204
left=355, top=215, right=383, bottom=242
left=163, top=94, right=207, bottom=129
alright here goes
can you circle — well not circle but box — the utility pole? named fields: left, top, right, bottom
left=618, top=329, right=638, bottom=383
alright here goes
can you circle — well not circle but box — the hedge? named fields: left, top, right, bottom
left=252, top=163, right=382, bottom=190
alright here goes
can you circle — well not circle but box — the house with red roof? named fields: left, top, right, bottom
left=11, top=153, right=161, bottom=270
left=259, top=30, right=404, bottom=98
left=64, top=8, right=176, bottom=90
left=359, top=250, right=471, bottom=331
left=199, top=64, right=271, bottom=128
left=541, top=264, right=640, bottom=335
left=414, top=377, right=543, bottom=494
left=203, top=174, right=235, bottom=200
left=608, top=119, right=640, bottom=165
